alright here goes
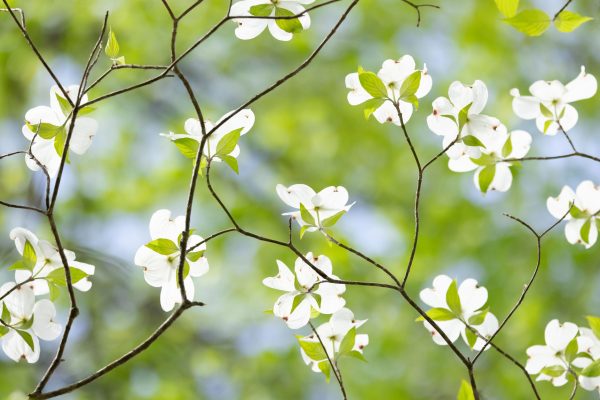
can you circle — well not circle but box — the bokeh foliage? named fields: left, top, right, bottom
left=0, top=0, right=599, bottom=398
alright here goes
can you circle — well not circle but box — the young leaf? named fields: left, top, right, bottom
left=467, top=308, right=488, bottom=326
left=399, top=70, right=422, bottom=100
left=173, top=138, right=200, bottom=159
left=581, top=359, right=600, bottom=377
left=446, top=280, right=462, bottom=315
left=19, top=315, right=34, bottom=330
left=299, top=203, right=316, bottom=226
left=543, top=119, right=553, bottom=134
left=16, top=330, right=35, bottom=352
left=145, top=238, right=179, bottom=255
left=478, top=165, right=497, bottom=193
left=249, top=4, right=274, bottom=16
left=290, top=294, right=306, bottom=314
left=22, top=240, right=37, bottom=271
left=55, top=92, right=73, bottom=116
left=580, top=218, right=592, bottom=244
left=220, top=155, right=239, bottom=174
left=48, top=282, right=61, bottom=301
left=415, top=307, right=456, bottom=322
left=25, top=122, right=65, bottom=140
left=45, top=267, right=89, bottom=287
left=298, top=338, right=327, bottom=361
left=216, top=128, right=242, bottom=156
left=586, top=315, right=600, bottom=339
left=464, top=327, right=477, bottom=349
left=186, top=250, right=205, bottom=262
left=317, top=360, right=331, bottom=382
left=457, top=380, right=475, bottom=400
left=54, top=128, right=68, bottom=159
left=362, top=98, right=385, bottom=120
left=539, top=103, right=553, bottom=118
left=299, top=225, right=310, bottom=239
left=504, top=9, right=551, bottom=37
left=564, top=338, right=578, bottom=363
left=458, top=103, right=472, bottom=129
left=501, top=136, right=513, bottom=158
left=347, top=350, right=367, bottom=362
left=274, top=7, right=303, bottom=33
left=462, top=135, right=484, bottom=148
left=320, top=210, right=345, bottom=228
left=1, top=303, right=11, bottom=322
left=494, top=0, right=519, bottom=18
left=554, top=11, right=593, bottom=33
left=541, top=365, right=566, bottom=377
left=0, top=325, right=8, bottom=337
left=105, top=29, right=120, bottom=59
left=338, top=327, right=356, bottom=355
left=358, top=71, right=388, bottom=98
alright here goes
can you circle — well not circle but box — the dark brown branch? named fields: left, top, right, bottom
left=309, top=321, right=347, bottom=399
left=399, top=0, right=439, bottom=27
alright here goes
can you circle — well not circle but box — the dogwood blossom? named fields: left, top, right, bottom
left=547, top=180, right=600, bottom=248
left=525, top=319, right=592, bottom=387
left=577, top=324, right=600, bottom=393
left=346, top=55, right=432, bottom=125
left=298, top=308, right=368, bottom=376
left=0, top=282, right=61, bottom=363
left=276, top=184, right=354, bottom=234
left=511, top=66, right=597, bottom=134
left=229, top=0, right=312, bottom=41
left=263, top=253, right=345, bottom=329
left=161, top=109, right=254, bottom=172
left=9, top=228, right=95, bottom=296
left=134, top=209, right=209, bottom=312
left=22, top=85, right=98, bottom=177
left=419, top=275, right=498, bottom=351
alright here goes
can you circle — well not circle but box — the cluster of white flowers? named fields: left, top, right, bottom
left=419, top=275, right=498, bottom=351
left=134, top=209, right=209, bottom=312
left=547, top=180, right=600, bottom=249
left=22, top=85, right=98, bottom=177
left=526, top=318, right=600, bottom=393
left=345, top=55, right=432, bottom=125
left=264, top=188, right=368, bottom=378
left=0, top=228, right=95, bottom=363
left=427, top=80, right=532, bottom=193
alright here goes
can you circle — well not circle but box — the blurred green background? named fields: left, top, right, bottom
left=1, top=0, right=599, bottom=398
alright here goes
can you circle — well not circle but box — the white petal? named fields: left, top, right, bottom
left=547, top=186, right=575, bottom=219
left=2, top=329, right=40, bottom=363
left=276, top=184, right=316, bottom=209
left=32, top=300, right=62, bottom=341
left=544, top=319, right=578, bottom=351
left=263, top=260, right=296, bottom=292
left=345, top=73, right=372, bottom=105
left=420, top=274, right=452, bottom=308
left=69, top=117, right=98, bottom=155
left=149, top=209, right=184, bottom=242
left=530, top=80, right=566, bottom=102
left=563, top=66, right=597, bottom=103
left=575, top=180, right=600, bottom=215
left=458, top=278, right=487, bottom=314
left=510, top=88, right=540, bottom=120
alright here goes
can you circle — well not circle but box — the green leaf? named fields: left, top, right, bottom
left=539, top=103, right=553, bottom=118
left=105, top=29, right=120, bottom=59
left=45, top=267, right=89, bottom=287
left=22, top=240, right=37, bottom=271
left=504, top=9, right=551, bottom=37
left=338, top=327, right=356, bottom=355
left=290, top=294, right=306, bottom=314
left=8, top=260, right=28, bottom=271
left=470, top=153, right=496, bottom=166
left=347, top=350, right=367, bottom=362
left=569, top=206, right=588, bottom=219
left=1, top=303, right=11, bottom=322
left=54, top=128, right=67, bottom=159
left=186, top=250, right=205, bottom=262
left=78, top=105, right=96, bottom=116
left=462, top=135, right=485, bottom=148
left=299, top=203, right=315, bottom=226
left=501, top=136, right=513, bottom=158
left=274, top=7, right=303, bottom=33
left=299, top=225, right=310, bottom=239
left=478, top=165, right=496, bottom=193
left=48, top=282, right=60, bottom=301
left=145, top=238, right=179, bottom=255
left=586, top=316, right=600, bottom=339
left=494, top=0, right=519, bottom=18
left=541, top=365, right=566, bottom=377
left=215, top=128, right=242, bottom=156
left=458, top=103, right=472, bottom=129
left=446, top=280, right=462, bottom=315
left=320, top=210, right=345, bottom=228
left=457, top=379, right=475, bottom=400
left=249, top=3, right=274, bottom=16
left=464, top=327, right=477, bottom=349
left=55, top=92, right=73, bottom=116
left=221, top=155, right=239, bottom=174
left=564, top=338, right=578, bottom=363
left=467, top=308, right=488, bottom=326
left=298, top=338, right=327, bottom=361
left=580, top=218, right=592, bottom=244
left=582, top=359, right=600, bottom=377
left=182, top=260, right=190, bottom=280
left=358, top=70, right=388, bottom=98
left=16, top=330, right=35, bottom=352
left=173, top=138, right=200, bottom=159
left=317, top=360, right=331, bottom=382
left=415, top=307, right=456, bottom=322
left=362, top=98, right=385, bottom=120
left=25, top=122, right=65, bottom=140
left=543, top=119, right=553, bottom=134
left=554, top=11, right=593, bottom=33
left=19, top=315, right=34, bottom=330
left=399, top=70, right=422, bottom=100
left=0, top=325, right=8, bottom=337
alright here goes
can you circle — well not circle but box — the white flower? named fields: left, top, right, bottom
left=419, top=274, right=498, bottom=351
left=22, top=85, right=98, bottom=177
left=263, top=253, right=345, bottom=329
left=511, top=66, right=597, bottom=135
left=547, top=181, right=600, bottom=248
left=9, top=227, right=95, bottom=295
left=276, top=184, right=354, bottom=232
left=299, top=308, right=368, bottom=373
left=525, top=319, right=590, bottom=387
left=0, top=282, right=61, bottom=363
left=161, top=109, right=254, bottom=162
left=229, top=0, right=313, bottom=41
left=577, top=327, right=600, bottom=393
left=345, top=55, right=432, bottom=125
left=134, top=209, right=209, bottom=312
